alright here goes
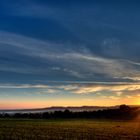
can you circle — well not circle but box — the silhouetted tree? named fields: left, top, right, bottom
left=119, top=104, right=130, bottom=111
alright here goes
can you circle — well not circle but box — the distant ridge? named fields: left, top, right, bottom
left=0, top=105, right=139, bottom=114
left=0, top=106, right=120, bottom=114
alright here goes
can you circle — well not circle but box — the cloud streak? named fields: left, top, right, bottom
left=1, top=83, right=140, bottom=98
left=0, top=31, right=140, bottom=82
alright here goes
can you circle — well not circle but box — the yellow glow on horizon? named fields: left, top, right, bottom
left=135, top=97, right=140, bottom=106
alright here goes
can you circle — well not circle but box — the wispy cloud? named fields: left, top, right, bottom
left=67, top=84, right=140, bottom=95
left=1, top=83, right=140, bottom=99
left=0, top=84, right=49, bottom=89
left=1, top=31, right=140, bottom=82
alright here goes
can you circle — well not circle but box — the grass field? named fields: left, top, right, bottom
left=0, top=119, right=140, bottom=140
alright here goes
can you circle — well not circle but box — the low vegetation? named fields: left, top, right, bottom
left=0, top=119, right=140, bottom=140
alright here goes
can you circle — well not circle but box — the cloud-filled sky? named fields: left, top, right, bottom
left=0, top=0, right=140, bottom=109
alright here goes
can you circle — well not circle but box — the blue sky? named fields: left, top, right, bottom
left=0, top=0, right=140, bottom=108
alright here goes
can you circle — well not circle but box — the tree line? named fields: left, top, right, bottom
left=0, top=105, right=140, bottom=120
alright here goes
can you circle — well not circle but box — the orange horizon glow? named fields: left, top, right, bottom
left=0, top=97, right=140, bottom=110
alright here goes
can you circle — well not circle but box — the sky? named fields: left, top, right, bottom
left=0, top=0, right=140, bottom=109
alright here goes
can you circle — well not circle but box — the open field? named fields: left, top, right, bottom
left=0, top=119, right=140, bottom=140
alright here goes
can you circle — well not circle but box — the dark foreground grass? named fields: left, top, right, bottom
left=0, top=119, right=140, bottom=140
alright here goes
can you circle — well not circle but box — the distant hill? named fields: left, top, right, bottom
left=1, top=105, right=139, bottom=114
left=1, top=105, right=140, bottom=120
left=0, top=106, right=121, bottom=114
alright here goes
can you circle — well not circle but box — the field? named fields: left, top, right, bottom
left=0, top=119, right=140, bottom=140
